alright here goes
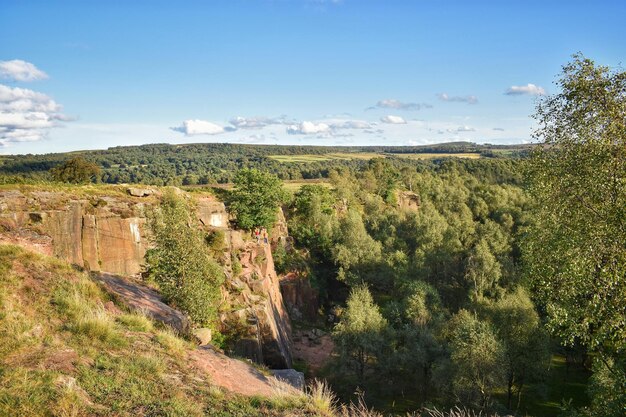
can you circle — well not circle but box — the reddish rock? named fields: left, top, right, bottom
left=280, top=272, right=319, bottom=321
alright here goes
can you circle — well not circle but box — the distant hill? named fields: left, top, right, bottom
left=0, top=142, right=531, bottom=185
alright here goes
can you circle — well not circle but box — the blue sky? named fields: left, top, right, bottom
left=1, top=0, right=625, bottom=154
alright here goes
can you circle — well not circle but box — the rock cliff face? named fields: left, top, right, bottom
left=397, top=190, right=421, bottom=211
left=221, top=234, right=293, bottom=368
left=0, top=187, right=293, bottom=369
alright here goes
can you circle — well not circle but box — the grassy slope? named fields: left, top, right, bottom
left=0, top=244, right=321, bottom=417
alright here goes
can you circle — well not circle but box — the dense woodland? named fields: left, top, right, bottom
left=0, top=142, right=529, bottom=185
left=280, top=158, right=546, bottom=414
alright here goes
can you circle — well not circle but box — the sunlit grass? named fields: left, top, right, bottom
left=390, top=152, right=481, bottom=160
left=269, top=152, right=385, bottom=163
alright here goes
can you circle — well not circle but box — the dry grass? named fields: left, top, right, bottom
left=155, top=327, right=190, bottom=356
left=307, top=379, right=337, bottom=417
left=421, top=407, right=502, bottom=417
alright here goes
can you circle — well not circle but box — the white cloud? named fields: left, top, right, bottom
left=368, top=99, right=431, bottom=111
left=380, top=115, right=406, bottom=124
left=505, top=83, right=546, bottom=96
left=0, top=84, right=70, bottom=145
left=171, top=119, right=225, bottom=136
left=437, top=93, right=478, bottom=104
left=229, top=115, right=290, bottom=129
left=327, top=119, right=372, bottom=129
left=493, top=127, right=505, bottom=131
left=0, top=60, right=49, bottom=82
left=286, top=121, right=330, bottom=135
left=455, top=125, right=476, bottom=132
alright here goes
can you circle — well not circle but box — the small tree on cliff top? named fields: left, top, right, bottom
left=146, top=189, right=224, bottom=326
left=51, top=156, right=100, bottom=184
left=229, top=168, right=287, bottom=230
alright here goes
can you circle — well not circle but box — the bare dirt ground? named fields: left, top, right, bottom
left=293, top=330, right=334, bottom=374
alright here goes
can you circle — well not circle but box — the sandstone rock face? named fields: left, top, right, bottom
left=222, top=239, right=293, bottom=369
left=280, top=272, right=319, bottom=321
left=197, top=197, right=229, bottom=228
left=270, top=207, right=289, bottom=245
left=0, top=191, right=148, bottom=276
left=397, top=190, right=421, bottom=211
left=0, top=188, right=294, bottom=369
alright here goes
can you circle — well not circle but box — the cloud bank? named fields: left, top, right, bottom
left=0, top=84, right=70, bottom=145
left=437, top=93, right=478, bottom=104
left=368, top=99, right=431, bottom=111
left=0, top=60, right=49, bottom=82
left=229, top=115, right=290, bottom=129
left=286, top=121, right=330, bottom=135
left=505, top=83, right=546, bottom=96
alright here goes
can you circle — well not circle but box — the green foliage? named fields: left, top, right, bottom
left=464, top=239, right=502, bottom=301
left=525, top=54, right=626, bottom=415
left=440, top=310, right=506, bottom=410
left=50, top=156, right=100, bottom=183
left=229, top=168, right=287, bottom=230
left=333, top=286, right=387, bottom=381
left=332, top=210, right=382, bottom=286
left=0, top=141, right=528, bottom=185
left=289, top=184, right=337, bottom=252
left=146, top=189, right=225, bottom=326
left=485, top=288, right=550, bottom=409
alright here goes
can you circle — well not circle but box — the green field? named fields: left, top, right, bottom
left=268, top=152, right=385, bottom=163
left=268, top=152, right=481, bottom=163
left=282, top=179, right=332, bottom=191
left=390, top=152, right=482, bottom=160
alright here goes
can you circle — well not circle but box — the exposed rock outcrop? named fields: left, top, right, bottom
left=197, top=197, right=229, bottom=228
left=397, top=190, right=421, bottom=211
left=0, top=188, right=294, bottom=369
left=221, top=236, right=293, bottom=369
left=280, top=272, right=319, bottom=321
left=93, top=272, right=190, bottom=334
left=127, top=187, right=157, bottom=197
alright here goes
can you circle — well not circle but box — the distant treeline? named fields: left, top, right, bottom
left=0, top=142, right=530, bottom=186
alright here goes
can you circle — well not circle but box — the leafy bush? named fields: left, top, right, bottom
left=146, top=189, right=225, bottom=327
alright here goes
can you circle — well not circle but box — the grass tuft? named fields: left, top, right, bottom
left=72, top=307, right=125, bottom=347
left=116, top=312, right=154, bottom=332
left=155, top=328, right=189, bottom=356
left=307, top=379, right=337, bottom=417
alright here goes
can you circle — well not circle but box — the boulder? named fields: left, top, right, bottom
left=193, top=328, right=213, bottom=345
left=270, top=369, right=305, bottom=390
left=127, top=187, right=156, bottom=197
